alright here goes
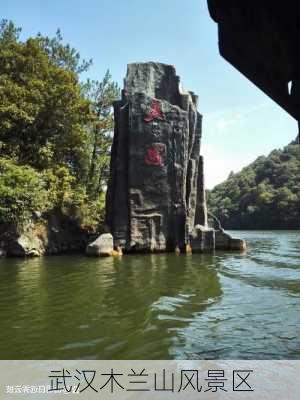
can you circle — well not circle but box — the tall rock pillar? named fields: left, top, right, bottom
left=106, top=62, right=208, bottom=252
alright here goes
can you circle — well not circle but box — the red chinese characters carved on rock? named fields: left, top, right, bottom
left=145, top=145, right=164, bottom=167
left=144, top=99, right=165, bottom=122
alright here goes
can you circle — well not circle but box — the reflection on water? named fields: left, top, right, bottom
left=0, top=231, right=299, bottom=359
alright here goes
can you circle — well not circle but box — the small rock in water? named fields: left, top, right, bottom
left=86, top=233, right=114, bottom=257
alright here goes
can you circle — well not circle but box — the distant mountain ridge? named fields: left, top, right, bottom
left=207, top=139, right=300, bottom=229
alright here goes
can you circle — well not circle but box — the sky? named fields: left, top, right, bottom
left=2, top=0, right=297, bottom=188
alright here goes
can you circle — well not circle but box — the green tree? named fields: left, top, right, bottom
left=0, top=20, right=119, bottom=232
left=0, top=20, right=92, bottom=178
left=37, top=29, right=92, bottom=74
left=85, top=71, right=120, bottom=199
left=0, top=158, right=47, bottom=225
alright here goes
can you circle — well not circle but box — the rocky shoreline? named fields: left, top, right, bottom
left=0, top=227, right=246, bottom=258
left=0, top=210, right=91, bottom=257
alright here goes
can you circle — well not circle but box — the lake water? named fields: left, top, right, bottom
left=0, top=231, right=299, bottom=360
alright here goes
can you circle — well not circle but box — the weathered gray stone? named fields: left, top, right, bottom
left=106, top=62, right=208, bottom=253
left=86, top=233, right=114, bottom=257
left=10, top=233, right=44, bottom=257
left=3, top=210, right=90, bottom=257
left=215, top=230, right=246, bottom=251
left=189, top=225, right=215, bottom=252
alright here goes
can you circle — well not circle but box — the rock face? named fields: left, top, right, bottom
left=3, top=210, right=90, bottom=257
left=10, top=233, right=44, bottom=257
left=106, top=62, right=208, bottom=252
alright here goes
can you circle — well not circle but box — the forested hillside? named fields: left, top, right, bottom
left=207, top=140, right=300, bottom=229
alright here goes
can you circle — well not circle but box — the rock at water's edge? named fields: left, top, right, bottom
left=10, top=234, right=44, bottom=257
left=215, top=230, right=246, bottom=251
left=86, top=233, right=114, bottom=257
left=3, top=210, right=90, bottom=257
left=189, top=225, right=215, bottom=252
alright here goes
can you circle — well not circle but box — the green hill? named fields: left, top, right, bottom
left=207, top=140, right=300, bottom=229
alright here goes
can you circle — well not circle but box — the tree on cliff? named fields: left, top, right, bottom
left=0, top=20, right=119, bottom=231
left=207, top=140, right=300, bottom=229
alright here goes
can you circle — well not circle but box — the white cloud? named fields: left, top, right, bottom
left=206, top=102, right=269, bottom=134
left=215, top=112, right=242, bottom=132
